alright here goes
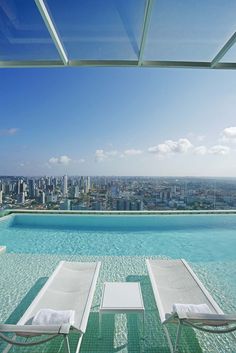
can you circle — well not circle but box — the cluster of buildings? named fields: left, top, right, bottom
left=1, top=176, right=236, bottom=211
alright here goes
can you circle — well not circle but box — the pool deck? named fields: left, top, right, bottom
left=1, top=254, right=234, bottom=353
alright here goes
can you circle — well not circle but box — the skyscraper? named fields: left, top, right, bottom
left=74, top=185, right=80, bottom=198
left=29, top=179, right=35, bottom=198
left=17, top=179, right=22, bottom=194
left=40, top=191, right=45, bottom=204
left=17, top=192, right=25, bottom=204
left=63, top=175, right=68, bottom=197
left=85, top=176, right=91, bottom=193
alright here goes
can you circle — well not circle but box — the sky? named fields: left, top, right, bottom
left=1, top=0, right=236, bottom=177
left=1, top=67, right=236, bottom=177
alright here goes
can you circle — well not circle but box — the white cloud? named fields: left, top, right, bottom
left=48, top=157, right=58, bottom=164
left=48, top=155, right=71, bottom=165
left=95, top=150, right=107, bottom=162
left=123, top=149, right=143, bottom=156
left=208, top=145, right=230, bottom=155
left=187, top=132, right=205, bottom=142
left=0, top=128, right=19, bottom=136
left=194, top=146, right=208, bottom=155
left=59, top=155, right=71, bottom=164
left=221, top=126, right=236, bottom=142
left=95, top=149, right=117, bottom=162
left=197, top=135, right=206, bottom=142
left=148, top=138, right=192, bottom=156
left=194, top=144, right=231, bottom=156
left=106, top=150, right=118, bottom=157
left=78, top=158, right=85, bottom=163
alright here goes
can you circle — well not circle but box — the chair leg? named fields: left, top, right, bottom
left=99, top=311, right=102, bottom=339
left=64, top=335, right=71, bottom=353
left=163, top=326, right=174, bottom=353
left=75, top=334, right=83, bottom=353
left=174, top=322, right=182, bottom=353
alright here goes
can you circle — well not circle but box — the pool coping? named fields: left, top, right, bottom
left=1, top=208, right=236, bottom=219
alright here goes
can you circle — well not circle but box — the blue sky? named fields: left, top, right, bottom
left=1, top=67, right=236, bottom=176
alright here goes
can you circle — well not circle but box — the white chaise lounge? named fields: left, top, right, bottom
left=0, top=261, right=101, bottom=353
left=146, top=259, right=236, bottom=353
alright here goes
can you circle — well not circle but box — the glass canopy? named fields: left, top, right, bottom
left=0, top=0, right=236, bottom=69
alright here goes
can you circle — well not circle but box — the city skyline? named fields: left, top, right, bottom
left=1, top=175, right=236, bottom=212
left=1, top=67, right=236, bottom=177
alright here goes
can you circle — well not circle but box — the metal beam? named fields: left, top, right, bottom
left=34, top=0, right=68, bottom=65
left=143, top=60, right=236, bottom=70
left=1, top=59, right=236, bottom=70
left=211, top=32, right=236, bottom=68
left=69, top=60, right=138, bottom=67
left=0, top=60, right=65, bottom=68
left=142, top=60, right=212, bottom=69
left=138, top=0, right=154, bottom=65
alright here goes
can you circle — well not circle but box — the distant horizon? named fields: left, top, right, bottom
left=1, top=174, right=236, bottom=179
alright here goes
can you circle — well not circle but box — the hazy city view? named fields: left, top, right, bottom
left=1, top=175, right=236, bottom=211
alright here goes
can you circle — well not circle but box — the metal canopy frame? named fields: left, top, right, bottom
left=1, top=0, right=236, bottom=70
left=34, top=0, right=68, bottom=65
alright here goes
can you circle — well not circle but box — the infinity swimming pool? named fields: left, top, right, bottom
left=0, top=213, right=236, bottom=353
left=1, top=213, right=236, bottom=261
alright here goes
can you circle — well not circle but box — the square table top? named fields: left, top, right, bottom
left=100, top=282, right=144, bottom=312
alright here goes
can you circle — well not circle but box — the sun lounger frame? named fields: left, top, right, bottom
left=146, top=259, right=236, bottom=353
left=0, top=261, right=101, bottom=353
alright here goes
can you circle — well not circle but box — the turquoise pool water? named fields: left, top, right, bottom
left=1, top=213, right=236, bottom=301
left=1, top=214, right=236, bottom=262
left=0, top=213, right=236, bottom=353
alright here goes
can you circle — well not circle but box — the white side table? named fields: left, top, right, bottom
left=99, top=282, right=145, bottom=339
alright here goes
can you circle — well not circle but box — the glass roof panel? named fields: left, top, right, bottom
left=45, top=0, right=146, bottom=60
left=144, top=0, right=236, bottom=62
left=0, top=0, right=60, bottom=61
left=220, top=44, right=236, bottom=63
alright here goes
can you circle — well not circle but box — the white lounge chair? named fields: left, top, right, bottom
left=146, top=259, right=236, bottom=353
left=0, top=261, right=101, bottom=353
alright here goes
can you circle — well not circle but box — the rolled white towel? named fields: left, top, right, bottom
left=32, top=309, right=75, bottom=326
left=172, top=303, right=212, bottom=315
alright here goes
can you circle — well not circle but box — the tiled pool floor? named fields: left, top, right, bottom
left=0, top=254, right=235, bottom=353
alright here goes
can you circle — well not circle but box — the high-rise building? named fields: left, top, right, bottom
left=17, top=192, right=25, bottom=204
left=40, top=191, right=45, bottom=204
left=29, top=179, right=35, bottom=198
left=74, top=185, right=80, bottom=198
left=45, top=177, right=51, bottom=186
left=0, top=190, right=2, bottom=204
left=52, top=177, right=58, bottom=188
left=35, top=188, right=40, bottom=198
left=21, top=182, right=25, bottom=193
left=60, top=199, right=71, bottom=210
left=85, top=177, right=91, bottom=193
left=63, top=175, right=68, bottom=197
left=111, top=186, right=118, bottom=197
left=38, top=178, right=44, bottom=189
left=17, top=179, right=22, bottom=194
left=79, top=176, right=84, bottom=190
left=16, top=179, right=26, bottom=195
